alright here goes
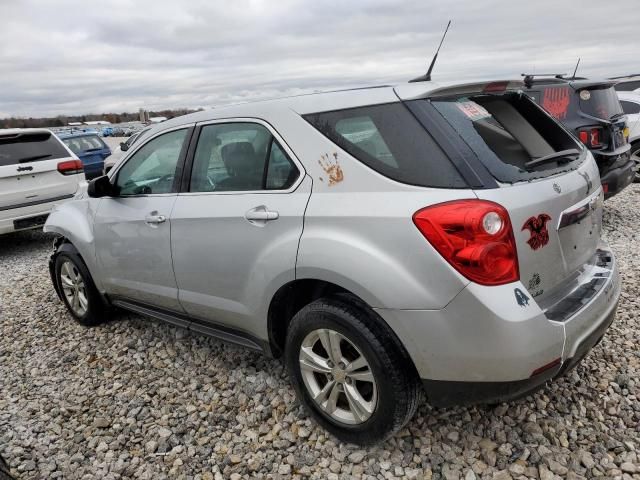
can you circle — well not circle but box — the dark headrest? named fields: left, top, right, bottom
left=221, top=142, right=255, bottom=160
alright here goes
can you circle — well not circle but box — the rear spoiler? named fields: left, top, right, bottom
left=0, top=130, right=52, bottom=143
left=394, top=80, right=525, bottom=101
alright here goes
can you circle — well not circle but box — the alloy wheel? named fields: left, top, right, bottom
left=632, top=146, right=640, bottom=182
left=59, top=260, right=88, bottom=317
left=298, top=328, right=377, bottom=425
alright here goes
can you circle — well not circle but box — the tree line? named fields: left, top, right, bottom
left=0, top=108, right=203, bottom=129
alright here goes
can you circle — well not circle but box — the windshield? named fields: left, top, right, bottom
left=578, top=87, right=624, bottom=120
left=429, top=92, right=584, bottom=183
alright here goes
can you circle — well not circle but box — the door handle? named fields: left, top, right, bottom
left=245, top=206, right=279, bottom=225
left=145, top=213, right=167, bottom=225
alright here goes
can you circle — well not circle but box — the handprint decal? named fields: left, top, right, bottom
left=542, top=87, right=570, bottom=120
left=318, top=152, right=344, bottom=186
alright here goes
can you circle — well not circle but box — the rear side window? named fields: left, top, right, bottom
left=189, top=122, right=299, bottom=192
left=620, top=100, right=640, bottom=115
left=304, top=103, right=467, bottom=188
left=578, top=87, right=623, bottom=120
left=429, top=93, right=584, bottom=183
left=0, top=131, right=70, bottom=166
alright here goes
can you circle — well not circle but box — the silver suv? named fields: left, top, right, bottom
left=45, top=80, right=621, bottom=444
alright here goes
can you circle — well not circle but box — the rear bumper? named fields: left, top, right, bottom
left=597, top=158, right=634, bottom=198
left=376, top=243, right=620, bottom=407
left=0, top=197, right=73, bottom=235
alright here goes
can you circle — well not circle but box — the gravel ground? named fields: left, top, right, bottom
left=1, top=186, right=639, bottom=480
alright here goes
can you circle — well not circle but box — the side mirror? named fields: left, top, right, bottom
left=87, top=175, right=114, bottom=198
left=120, top=142, right=129, bottom=151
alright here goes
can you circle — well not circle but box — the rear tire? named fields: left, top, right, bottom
left=631, top=141, right=640, bottom=183
left=54, top=244, right=109, bottom=326
left=285, top=296, right=421, bottom=445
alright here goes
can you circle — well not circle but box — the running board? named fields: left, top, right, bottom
left=111, top=299, right=265, bottom=352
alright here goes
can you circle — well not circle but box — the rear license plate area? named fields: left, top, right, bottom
left=13, top=214, right=49, bottom=230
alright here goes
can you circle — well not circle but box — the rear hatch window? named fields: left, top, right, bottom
left=577, top=86, right=623, bottom=120
left=0, top=131, right=70, bottom=166
left=428, top=92, right=585, bottom=183
left=304, top=103, right=467, bottom=188
left=62, top=135, right=107, bottom=155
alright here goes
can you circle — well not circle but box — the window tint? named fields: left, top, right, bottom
left=621, top=100, right=640, bottom=114
left=115, top=129, right=187, bottom=195
left=614, top=80, right=640, bottom=92
left=0, top=131, right=70, bottom=166
left=266, top=141, right=298, bottom=189
left=304, top=103, right=466, bottom=188
left=189, top=123, right=298, bottom=192
left=430, top=93, right=584, bottom=183
left=578, top=87, right=623, bottom=120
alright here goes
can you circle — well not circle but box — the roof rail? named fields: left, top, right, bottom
left=521, top=73, right=568, bottom=88
left=608, top=74, right=640, bottom=80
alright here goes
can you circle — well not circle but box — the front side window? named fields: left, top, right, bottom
left=115, top=128, right=187, bottom=196
left=189, top=122, right=299, bottom=192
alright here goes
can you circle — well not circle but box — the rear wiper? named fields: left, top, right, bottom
left=610, top=112, right=625, bottom=121
left=525, top=149, right=580, bottom=169
left=18, top=154, right=52, bottom=163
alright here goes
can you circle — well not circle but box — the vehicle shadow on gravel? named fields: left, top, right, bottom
left=0, top=230, right=56, bottom=259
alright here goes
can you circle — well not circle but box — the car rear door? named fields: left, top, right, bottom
left=170, top=120, right=310, bottom=338
left=0, top=130, right=79, bottom=211
left=93, top=126, right=192, bottom=311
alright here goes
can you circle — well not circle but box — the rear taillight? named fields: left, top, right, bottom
left=413, top=200, right=519, bottom=286
left=57, top=160, right=84, bottom=175
left=578, top=127, right=603, bottom=148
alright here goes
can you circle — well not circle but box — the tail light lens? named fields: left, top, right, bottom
left=57, top=160, right=84, bottom=175
left=413, top=200, right=519, bottom=286
left=578, top=127, right=603, bottom=148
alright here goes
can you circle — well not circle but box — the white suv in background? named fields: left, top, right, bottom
left=617, top=92, right=640, bottom=181
left=0, top=129, right=84, bottom=235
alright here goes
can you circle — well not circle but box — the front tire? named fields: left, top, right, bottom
left=285, top=296, right=421, bottom=444
left=54, top=245, right=109, bottom=326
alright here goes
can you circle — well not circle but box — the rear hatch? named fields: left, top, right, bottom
left=407, top=88, right=602, bottom=302
left=0, top=130, right=80, bottom=210
left=61, top=134, right=111, bottom=176
left=528, top=83, right=629, bottom=158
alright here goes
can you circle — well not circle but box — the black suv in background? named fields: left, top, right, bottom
left=523, top=75, right=633, bottom=198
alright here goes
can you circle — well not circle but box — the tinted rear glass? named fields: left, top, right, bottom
left=0, top=131, right=70, bottom=166
left=62, top=135, right=107, bottom=154
left=430, top=92, right=584, bottom=183
left=578, top=87, right=623, bottom=120
left=304, top=103, right=466, bottom=188
left=614, top=80, right=640, bottom=91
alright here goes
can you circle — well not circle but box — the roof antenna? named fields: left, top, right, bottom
left=571, top=57, right=581, bottom=79
left=409, top=20, right=451, bottom=83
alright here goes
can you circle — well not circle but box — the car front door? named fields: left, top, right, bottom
left=94, top=126, right=192, bottom=311
left=170, top=120, right=311, bottom=338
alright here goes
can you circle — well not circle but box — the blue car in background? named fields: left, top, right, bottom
left=57, top=132, right=111, bottom=180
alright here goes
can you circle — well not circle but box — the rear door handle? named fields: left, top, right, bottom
left=145, top=213, right=167, bottom=225
left=245, top=206, right=279, bottom=225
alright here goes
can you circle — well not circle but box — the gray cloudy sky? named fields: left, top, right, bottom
left=1, top=0, right=638, bottom=117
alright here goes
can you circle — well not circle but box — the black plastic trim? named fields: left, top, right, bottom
left=404, top=100, right=497, bottom=189
left=110, top=297, right=268, bottom=353
left=0, top=193, right=74, bottom=212
left=599, top=159, right=634, bottom=199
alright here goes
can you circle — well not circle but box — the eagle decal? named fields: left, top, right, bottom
left=522, top=214, right=552, bottom=250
